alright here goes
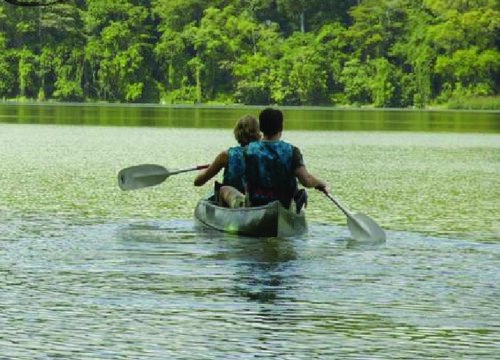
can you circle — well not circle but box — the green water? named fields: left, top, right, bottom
left=1, top=104, right=499, bottom=359
left=1, top=102, right=500, bottom=132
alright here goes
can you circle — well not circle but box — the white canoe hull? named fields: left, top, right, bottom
left=194, top=198, right=307, bottom=237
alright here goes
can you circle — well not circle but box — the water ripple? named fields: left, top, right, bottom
left=1, top=125, right=499, bottom=358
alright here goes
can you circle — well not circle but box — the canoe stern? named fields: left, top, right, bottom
left=194, top=199, right=307, bottom=237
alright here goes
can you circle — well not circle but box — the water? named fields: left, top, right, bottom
left=1, top=105, right=500, bottom=358
left=2, top=222, right=499, bottom=359
left=1, top=103, right=499, bottom=132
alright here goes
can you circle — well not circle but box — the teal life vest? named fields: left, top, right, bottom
left=222, top=146, right=246, bottom=193
left=245, top=140, right=298, bottom=207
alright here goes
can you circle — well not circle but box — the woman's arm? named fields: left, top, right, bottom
left=194, top=151, right=228, bottom=186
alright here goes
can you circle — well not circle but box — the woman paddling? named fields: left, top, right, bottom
left=194, top=114, right=261, bottom=208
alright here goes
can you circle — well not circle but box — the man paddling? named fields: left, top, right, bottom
left=245, top=108, right=328, bottom=212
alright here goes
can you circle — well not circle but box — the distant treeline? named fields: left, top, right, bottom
left=1, top=0, right=500, bottom=108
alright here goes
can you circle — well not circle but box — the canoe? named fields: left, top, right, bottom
left=194, top=197, right=307, bottom=237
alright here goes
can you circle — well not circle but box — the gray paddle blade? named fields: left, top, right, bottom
left=347, top=212, right=386, bottom=243
left=118, top=164, right=168, bottom=190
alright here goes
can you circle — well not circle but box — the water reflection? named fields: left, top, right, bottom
left=193, top=221, right=298, bottom=303
left=228, top=237, right=297, bottom=304
left=2, top=216, right=500, bottom=359
left=1, top=103, right=499, bottom=132
left=120, top=221, right=299, bottom=304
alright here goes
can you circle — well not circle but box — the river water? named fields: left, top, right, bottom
left=0, top=104, right=499, bottom=359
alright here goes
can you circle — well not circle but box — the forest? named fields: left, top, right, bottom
left=1, top=0, right=500, bottom=108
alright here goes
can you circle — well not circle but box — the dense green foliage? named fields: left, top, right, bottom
left=1, top=0, right=500, bottom=107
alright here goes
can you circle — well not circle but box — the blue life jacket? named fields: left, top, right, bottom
left=222, top=146, right=246, bottom=193
left=245, top=140, right=298, bottom=207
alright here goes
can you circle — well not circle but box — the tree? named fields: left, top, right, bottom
left=390, top=2, right=437, bottom=107
left=83, top=0, right=154, bottom=102
left=315, top=23, right=348, bottom=104
left=229, top=11, right=281, bottom=104
left=345, top=0, right=405, bottom=60
left=38, top=2, right=85, bottom=101
left=270, top=32, right=329, bottom=105
left=0, top=6, right=16, bottom=98
left=369, top=57, right=396, bottom=107
left=17, top=47, right=37, bottom=98
left=435, top=47, right=500, bottom=97
left=276, top=0, right=357, bottom=33
left=183, top=6, right=243, bottom=102
left=0, top=0, right=499, bottom=106
left=339, top=58, right=372, bottom=104
left=424, top=0, right=500, bottom=100
left=153, top=0, right=207, bottom=103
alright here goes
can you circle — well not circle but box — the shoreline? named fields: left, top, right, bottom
left=2, top=99, right=500, bottom=113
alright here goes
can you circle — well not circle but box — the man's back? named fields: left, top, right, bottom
left=245, top=140, right=298, bottom=207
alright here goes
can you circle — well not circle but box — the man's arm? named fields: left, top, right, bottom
left=294, top=166, right=327, bottom=191
left=292, top=146, right=328, bottom=192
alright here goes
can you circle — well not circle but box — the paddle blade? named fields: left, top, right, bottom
left=118, top=164, right=169, bottom=191
left=347, top=212, right=386, bottom=243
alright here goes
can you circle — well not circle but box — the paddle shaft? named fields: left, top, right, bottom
left=168, top=164, right=209, bottom=176
left=317, top=188, right=351, bottom=217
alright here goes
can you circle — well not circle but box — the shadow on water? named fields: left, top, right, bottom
left=192, top=220, right=299, bottom=303
left=228, top=237, right=298, bottom=304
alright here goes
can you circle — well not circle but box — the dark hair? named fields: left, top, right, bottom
left=259, top=108, right=283, bottom=137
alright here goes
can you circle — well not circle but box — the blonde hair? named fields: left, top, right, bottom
left=233, top=114, right=261, bottom=146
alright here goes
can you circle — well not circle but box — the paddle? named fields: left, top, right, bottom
left=118, top=164, right=209, bottom=191
left=319, top=188, right=386, bottom=242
